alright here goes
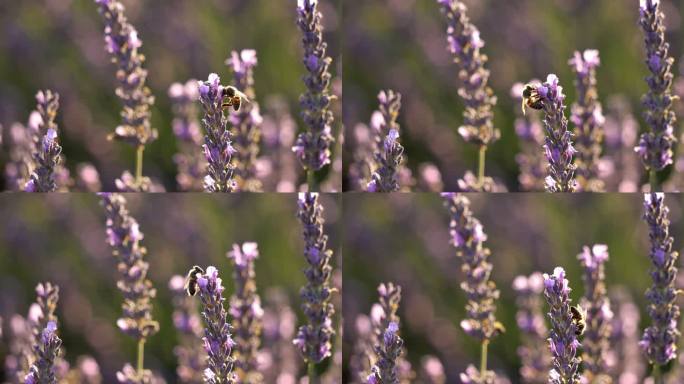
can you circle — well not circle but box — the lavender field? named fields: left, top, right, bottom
left=0, top=193, right=341, bottom=382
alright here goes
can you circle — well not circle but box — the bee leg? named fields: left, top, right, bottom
left=521, top=99, right=527, bottom=115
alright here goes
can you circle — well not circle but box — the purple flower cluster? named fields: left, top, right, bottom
left=293, top=0, right=335, bottom=174
left=577, top=244, right=613, bottom=381
left=436, top=0, right=499, bottom=147
left=168, top=275, right=205, bottom=383
left=168, top=80, right=205, bottom=192
left=367, top=322, right=403, bottom=384
left=95, top=0, right=157, bottom=191
left=24, top=322, right=61, bottom=384
left=367, top=90, right=404, bottom=192
left=569, top=50, right=605, bottom=192
left=443, top=193, right=502, bottom=342
left=534, top=74, right=577, bottom=192
left=418, top=356, right=446, bottom=384
left=227, top=242, right=263, bottom=382
left=294, top=192, right=336, bottom=364
left=512, top=83, right=546, bottom=192
left=636, top=0, right=678, bottom=175
left=198, top=73, right=238, bottom=193
left=542, top=267, right=581, bottom=384
left=25, top=90, right=63, bottom=193
left=640, top=193, right=680, bottom=366
left=227, top=50, right=264, bottom=192
left=100, top=193, right=158, bottom=382
left=194, top=266, right=237, bottom=384
left=512, top=273, right=551, bottom=384
left=608, top=288, right=645, bottom=382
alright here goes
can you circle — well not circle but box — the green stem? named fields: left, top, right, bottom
left=308, top=362, right=317, bottom=384
left=135, top=145, right=144, bottom=186
left=307, top=169, right=317, bottom=192
left=653, top=365, right=664, bottom=384
left=478, top=146, right=487, bottom=188
left=480, top=340, right=489, bottom=378
left=649, top=169, right=659, bottom=192
left=137, top=339, right=145, bottom=379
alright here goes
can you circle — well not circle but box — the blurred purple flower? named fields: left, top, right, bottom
left=367, top=322, right=403, bottom=384
left=25, top=90, right=63, bottom=192
left=25, top=321, right=62, bottom=384
left=512, top=273, right=550, bottom=384
left=367, top=90, right=405, bottom=192
left=169, top=80, right=205, bottom=192
left=169, top=275, right=205, bottom=383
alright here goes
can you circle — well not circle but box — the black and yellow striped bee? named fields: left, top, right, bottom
left=521, top=83, right=544, bottom=115
left=570, top=305, right=587, bottom=337
left=184, top=265, right=205, bottom=296
left=222, top=86, right=250, bottom=112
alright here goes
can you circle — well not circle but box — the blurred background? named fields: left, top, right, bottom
left=343, top=193, right=684, bottom=382
left=343, top=0, right=684, bottom=191
left=0, top=193, right=341, bottom=382
left=0, top=0, right=341, bottom=191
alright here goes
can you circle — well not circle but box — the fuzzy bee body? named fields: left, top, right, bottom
left=185, top=265, right=205, bottom=296
left=221, top=86, right=250, bottom=112
left=570, top=305, right=587, bottom=337
left=521, top=83, right=544, bottom=115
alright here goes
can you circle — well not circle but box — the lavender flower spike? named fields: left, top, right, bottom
left=194, top=266, right=237, bottom=384
left=512, top=273, right=550, bottom=384
left=437, top=0, right=499, bottom=147
left=636, top=0, right=678, bottom=181
left=367, top=322, right=403, bottom=384
left=640, top=193, right=681, bottom=367
left=542, top=267, right=582, bottom=384
left=25, top=90, right=62, bottom=192
left=227, top=50, right=263, bottom=192
left=368, top=90, right=404, bottom=192
left=95, top=0, right=157, bottom=190
left=294, top=0, right=335, bottom=180
left=577, top=245, right=613, bottom=382
left=532, top=74, right=577, bottom=192
left=100, top=193, right=159, bottom=383
left=169, top=80, right=205, bottom=192
left=25, top=321, right=61, bottom=384
left=198, top=73, right=237, bottom=193
left=168, top=275, right=205, bottom=383
left=569, top=50, right=605, bottom=192
left=227, top=242, right=263, bottom=382
left=294, top=192, right=336, bottom=367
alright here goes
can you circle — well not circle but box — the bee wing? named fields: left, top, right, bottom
left=234, top=89, right=250, bottom=103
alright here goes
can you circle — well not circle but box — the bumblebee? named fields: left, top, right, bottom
left=222, top=86, right=250, bottom=112
left=184, top=265, right=205, bottom=296
left=521, top=83, right=544, bottom=115
left=570, top=305, right=587, bottom=337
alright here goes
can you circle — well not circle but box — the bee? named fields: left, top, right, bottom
left=221, top=86, right=250, bottom=112
left=570, top=305, right=587, bottom=337
left=521, top=83, right=544, bottom=115
left=184, top=265, right=205, bottom=296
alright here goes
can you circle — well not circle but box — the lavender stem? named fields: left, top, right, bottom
left=478, top=146, right=486, bottom=187
left=480, top=340, right=488, bottom=378
left=135, top=146, right=144, bottom=186
left=308, top=362, right=317, bottom=384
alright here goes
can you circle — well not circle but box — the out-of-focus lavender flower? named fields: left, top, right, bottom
left=169, top=275, right=205, bottom=384
left=3, top=122, right=34, bottom=190
left=25, top=90, right=62, bottom=192
left=74, top=356, right=103, bottom=384
left=436, top=0, right=499, bottom=147
left=293, top=0, right=335, bottom=178
left=25, top=321, right=61, bottom=384
left=459, top=364, right=495, bottom=384
left=194, top=266, right=237, bottom=384
left=607, top=288, right=644, bottom=384
left=227, top=50, right=263, bottom=192
left=418, top=356, right=446, bottom=384
left=259, top=288, right=301, bottom=383
left=259, top=97, right=301, bottom=192
left=169, top=80, right=205, bottom=192
left=636, top=0, right=678, bottom=179
left=5, top=315, right=32, bottom=383
left=640, top=193, right=680, bottom=366
left=443, top=193, right=502, bottom=341
left=95, top=0, right=157, bottom=190
left=227, top=242, right=263, bottom=382
left=368, top=90, right=404, bottom=192
left=294, top=192, right=336, bottom=366
left=349, top=123, right=375, bottom=191
left=367, top=322, right=403, bottom=384
left=75, top=163, right=102, bottom=192
left=457, top=171, right=508, bottom=192
left=512, top=273, right=550, bottom=384
left=542, top=267, right=581, bottom=384
left=101, top=193, right=159, bottom=382
left=577, top=245, right=612, bottom=382
left=569, top=50, right=605, bottom=192
left=417, top=163, right=444, bottom=192
left=198, top=73, right=237, bottom=193
left=511, top=82, right=546, bottom=191
left=533, top=74, right=577, bottom=192
left=602, top=97, right=641, bottom=192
